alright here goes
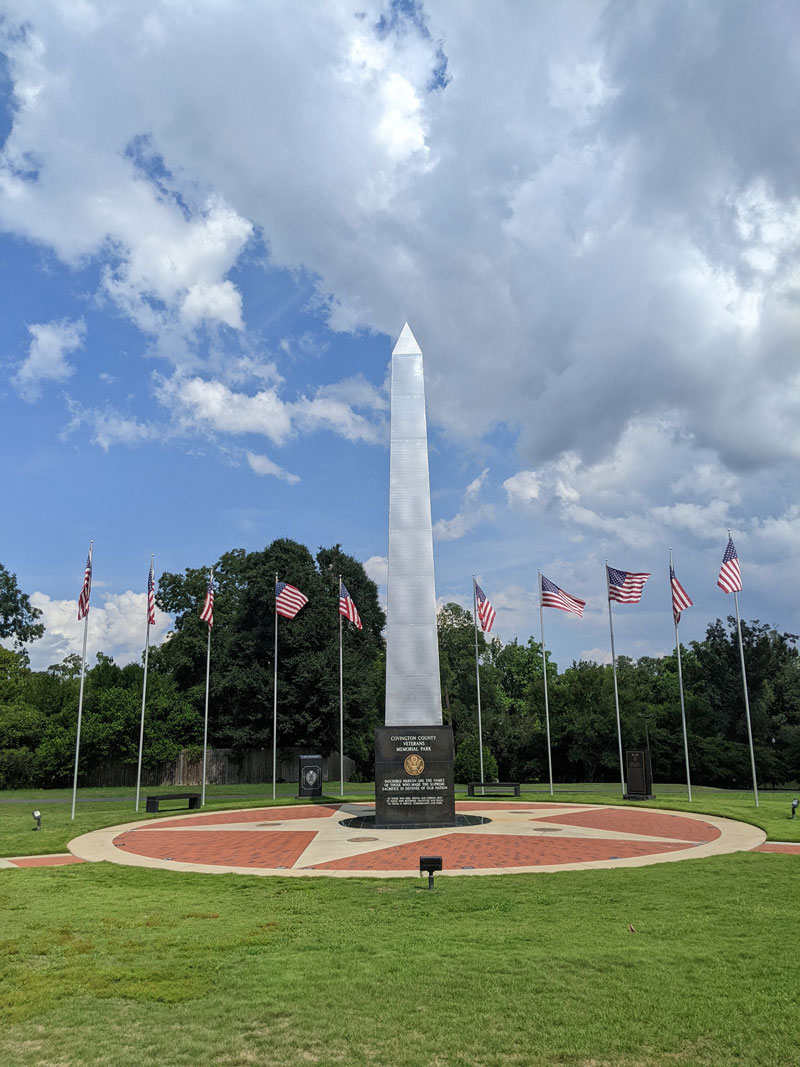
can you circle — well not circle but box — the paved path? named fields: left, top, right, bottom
left=1, top=854, right=87, bottom=868
left=754, top=841, right=800, bottom=854
left=62, top=801, right=770, bottom=878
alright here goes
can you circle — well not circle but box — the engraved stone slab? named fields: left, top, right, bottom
left=375, top=726, right=455, bottom=828
left=624, top=749, right=654, bottom=800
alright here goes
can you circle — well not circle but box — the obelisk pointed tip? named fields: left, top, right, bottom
left=392, top=322, right=422, bottom=356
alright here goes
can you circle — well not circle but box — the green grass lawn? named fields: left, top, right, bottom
left=2, top=782, right=798, bottom=858
left=1, top=854, right=797, bottom=1066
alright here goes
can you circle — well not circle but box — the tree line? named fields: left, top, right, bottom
left=0, top=547, right=798, bottom=789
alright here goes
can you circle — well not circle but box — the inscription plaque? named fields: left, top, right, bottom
left=624, top=748, right=654, bottom=800
left=375, top=726, right=455, bottom=828
left=298, top=754, right=323, bottom=798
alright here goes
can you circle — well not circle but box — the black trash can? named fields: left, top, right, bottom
left=298, top=755, right=323, bottom=798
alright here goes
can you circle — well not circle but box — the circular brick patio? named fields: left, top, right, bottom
left=68, top=800, right=766, bottom=877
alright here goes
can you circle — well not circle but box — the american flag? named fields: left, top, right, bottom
left=670, top=565, right=693, bottom=625
left=474, top=581, right=496, bottom=632
left=541, top=574, right=585, bottom=617
left=717, top=537, right=742, bottom=594
left=276, top=581, right=308, bottom=619
left=607, top=566, right=650, bottom=604
left=339, top=582, right=362, bottom=630
left=77, top=550, right=92, bottom=620
left=200, top=574, right=214, bottom=627
left=147, top=560, right=156, bottom=625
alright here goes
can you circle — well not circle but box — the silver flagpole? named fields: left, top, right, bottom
left=670, top=549, right=692, bottom=803
left=606, top=561, right=626, bottom=797
left=201, top=569, right=213, bottom=807
left=733, top=593, right=759, bottom=806
left=472, top=576, right=485, bottom=785
left=538, top=571, right=554, bottom=797
left=729, top=527, right=759, bottom=806
left=339, top=574, right=344, bottom=797
left=71, top=540, right=93, bottom=821
left=135, top=553, right=153, bottom=813
left=273, top=572, right=278, bottom=801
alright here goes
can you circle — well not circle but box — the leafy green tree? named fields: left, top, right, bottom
left=156, top=539, right=385, bottom=771
left=454, top=734, right=498, bottom=783
left=488, top=636, right=553, bottom=781
left=0, top=564, right=44, bottom=653
left=550, top=660, right=618, bottom=782
left=689, top=618, right=800, bottom=786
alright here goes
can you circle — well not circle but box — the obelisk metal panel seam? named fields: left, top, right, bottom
left=385, top=324, right=442, bottom=727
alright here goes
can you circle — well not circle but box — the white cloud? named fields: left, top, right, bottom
left=434, top=467, right=493, bottom=541
left=364, top=554, right=388, bottom=585
left=13, top=318, right=86, bottom=401
left=246, top=450, right=299, bottom=485
left=503, top=470, right=541, bottom=507
left=364, top=554, right=388, bottom=614
left=62, top=399, right=157, bottom=450
left=0, top=3, right=797, bottom=479
left=155, top=371, right=386, bottom=447
left=579, top=647, right=613, bottom=666
left=376, top=72, right=428, bottom=161
left=501, top=417, right=757, bottom=551
left=159, top=376, right=293, bottom=445
left=23, top=589, right=172, bottom=671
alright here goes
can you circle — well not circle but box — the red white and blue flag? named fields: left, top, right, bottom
left=77, top=550, right=92, bottom=620
left=474, top=581, right=496, bottom=632
left=607, top=566, right=650, bottom=604
left=200, top=575, right=214, bottom=628
left=147, top=560, right=156, bottom=625
left=541, top=575, right=585, bottom=617
left=717, top=538, right=742, bottom=594
left=670, top=565, right=693, bottom=625
left=276, top=581, right=308, bottom=619
left=339, top=582, right=362, bottom=630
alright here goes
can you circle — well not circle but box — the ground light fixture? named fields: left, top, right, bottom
left=419, top=855, right=442, bottom=890
left=792, top=799, right=798, bottom=820
left=32, top=810, right=41, bottom=831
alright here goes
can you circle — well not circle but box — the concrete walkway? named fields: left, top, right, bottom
left=61, top=801, right=770, bottom=878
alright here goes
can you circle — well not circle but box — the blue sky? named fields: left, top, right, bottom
left=1, top=0, right=798, bottom=673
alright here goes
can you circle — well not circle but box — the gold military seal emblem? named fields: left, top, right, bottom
left=404, top=754, right=425, bottom=776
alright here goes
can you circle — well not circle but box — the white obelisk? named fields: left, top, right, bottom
left=385, top=323, right=442, bottom=727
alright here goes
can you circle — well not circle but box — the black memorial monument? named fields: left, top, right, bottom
left=624, top=748, right=654, bottom=800
left=375, top=726, right=455, bottom=829
left=297, top=754, right=323, bottom=798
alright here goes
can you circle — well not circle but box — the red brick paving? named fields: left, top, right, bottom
left=306, top=832, right=695, bottom=871
left=455, top=801, right=564, bottom=811
left=10, top=854, right=87, bottom=867
left=537, top=806, right=721, bottom=842
left=148, top=804, right=341, bottom=829
left=113, top=829, right=317, bottom=867
left=754, top=843, right=800, bottom=854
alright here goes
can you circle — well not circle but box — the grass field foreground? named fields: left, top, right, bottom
left=0, top=854, right=797, bottom=1066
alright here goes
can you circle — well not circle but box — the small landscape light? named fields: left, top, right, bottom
left=419, top=855, right=442, bottom=890
left=792, top=799, right=798, bottom=820
left=32, top=810, right=41, bottom=831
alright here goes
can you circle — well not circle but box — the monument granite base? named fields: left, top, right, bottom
left=374, top=726, right=456, bottom=829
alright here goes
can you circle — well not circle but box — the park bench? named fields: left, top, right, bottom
left=145, top=792, right=202, bottom=814
left=467, top=782, right=521, bottom=797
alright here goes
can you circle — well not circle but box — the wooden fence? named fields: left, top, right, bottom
left=83, top=748, right=356, bottom=788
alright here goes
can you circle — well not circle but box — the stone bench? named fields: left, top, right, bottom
left=145, top=792, right=202, bottom=814
left=467, top=782, right=521, bottom=797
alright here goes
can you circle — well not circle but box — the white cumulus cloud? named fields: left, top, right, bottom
left=13, top=318, right=86, bottom=401
left=246, top=451, right=299, bottom=485
left=23, top=589, right=172, bottom=672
